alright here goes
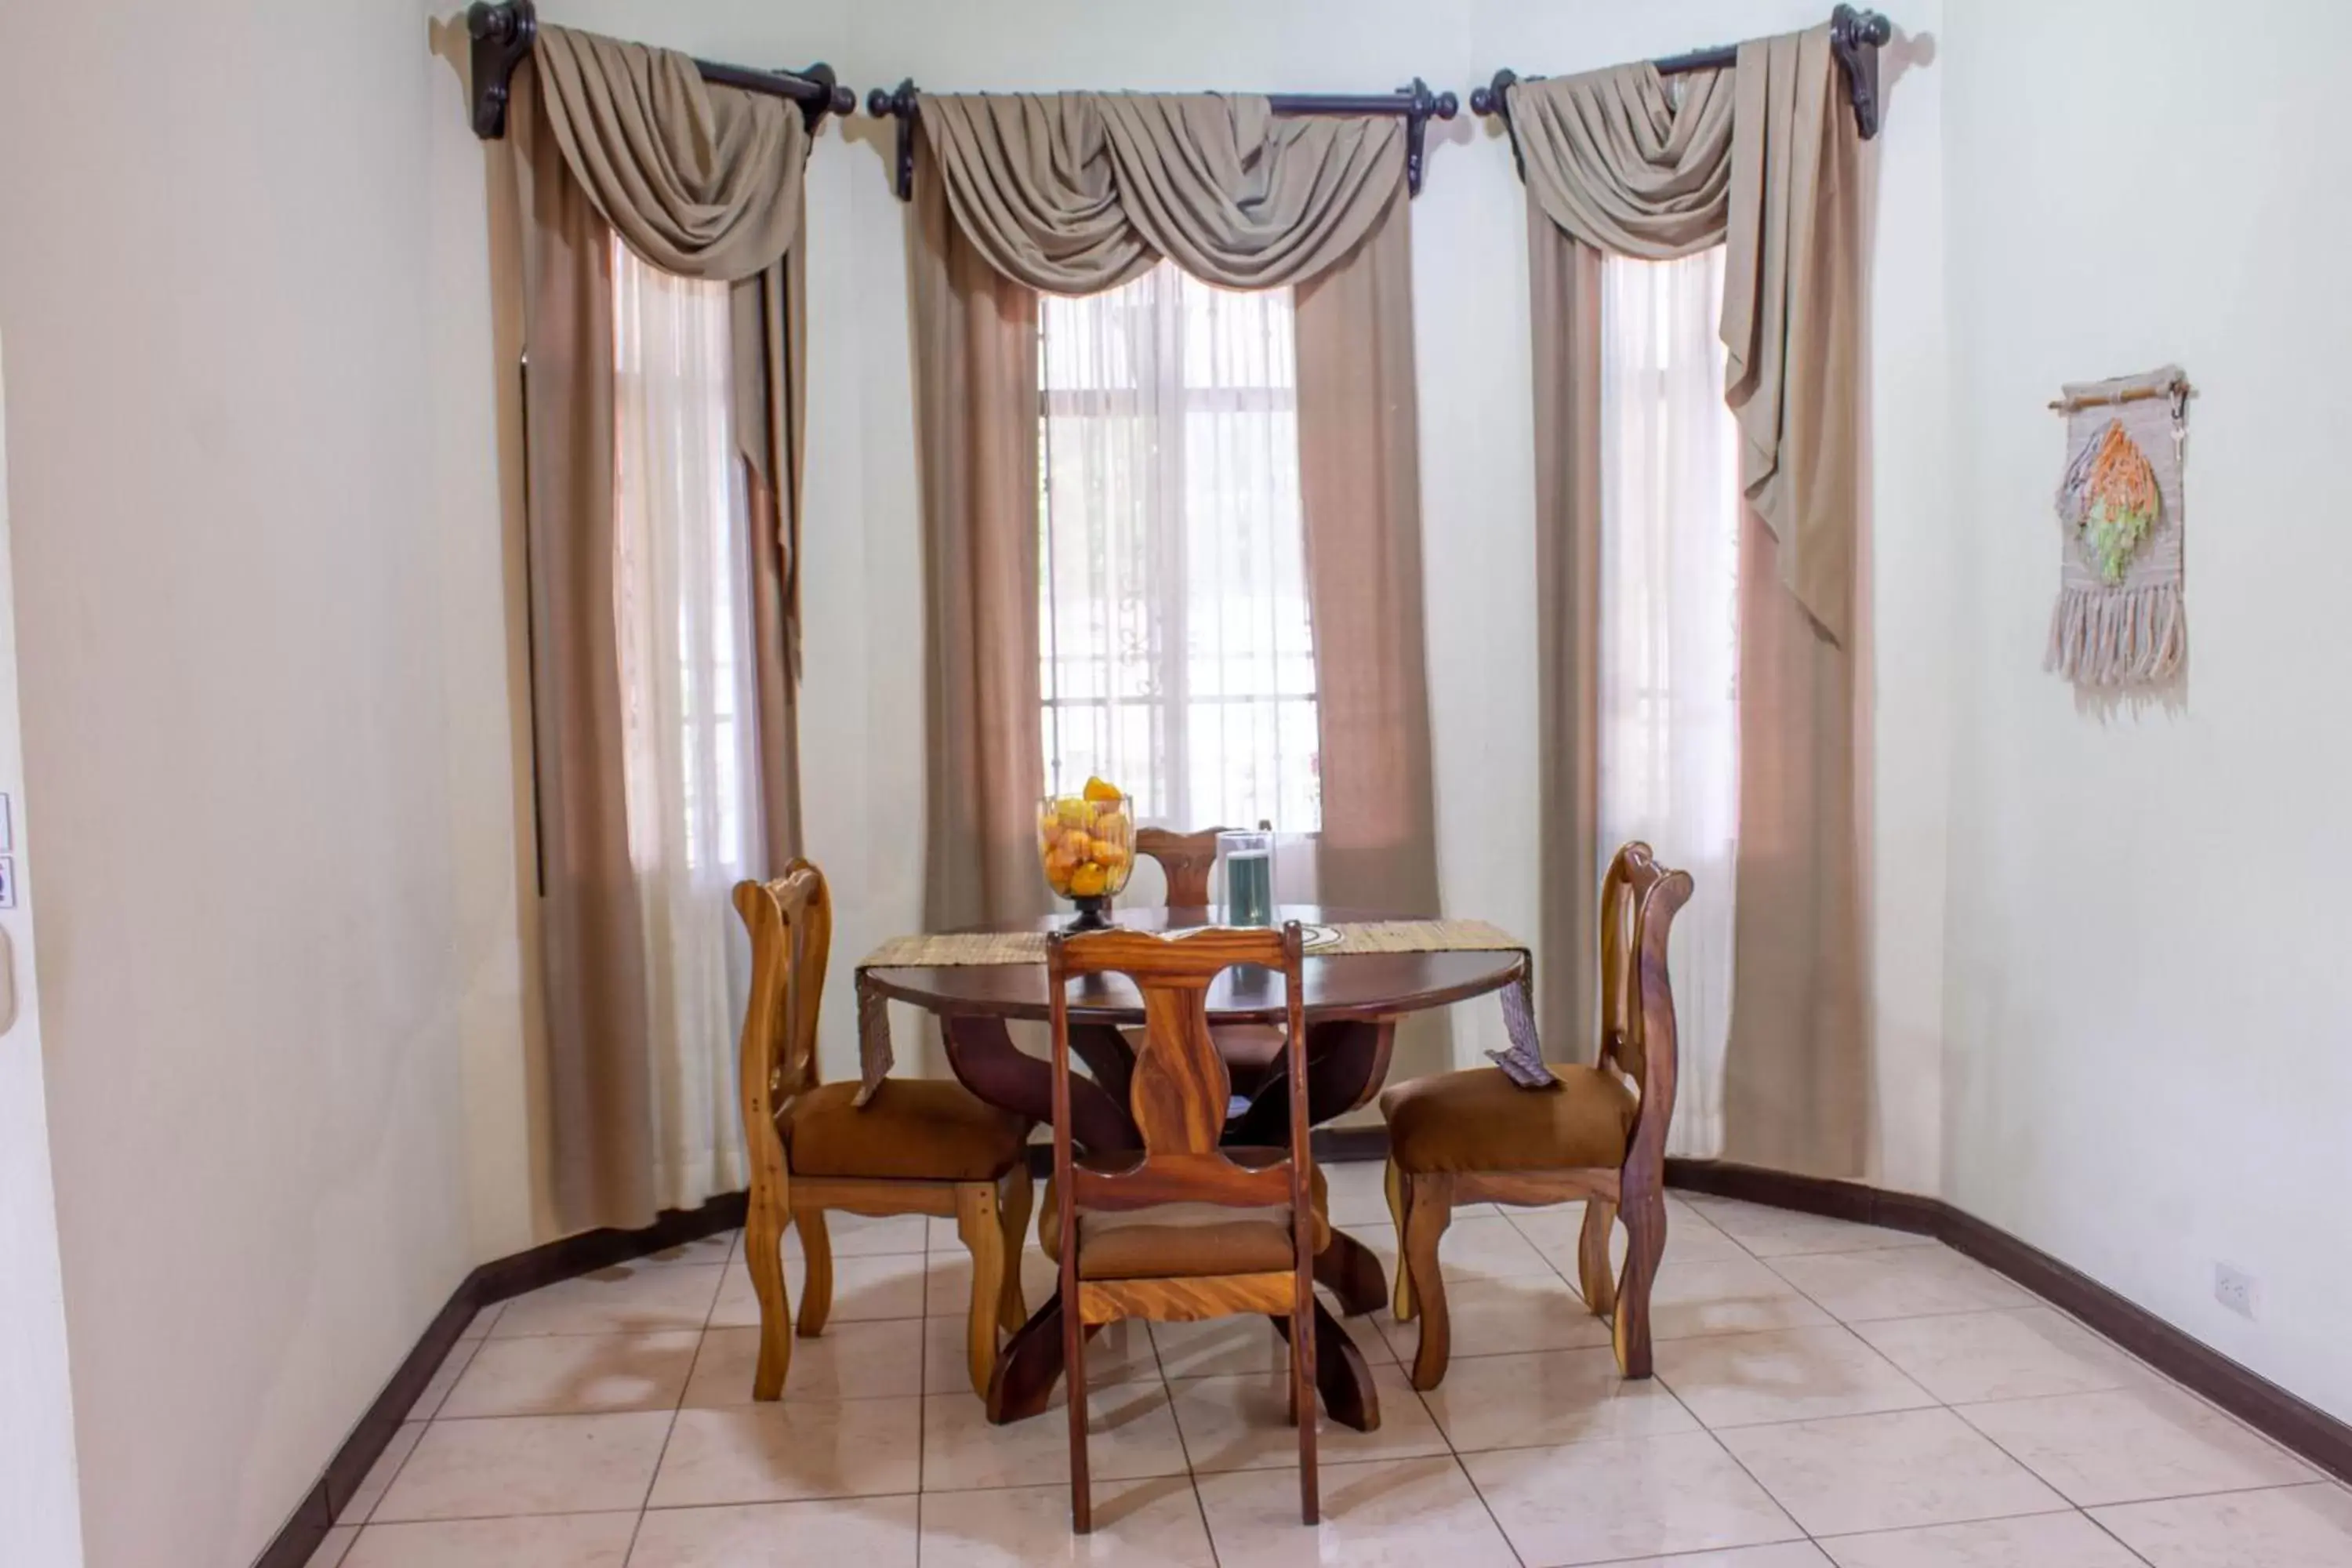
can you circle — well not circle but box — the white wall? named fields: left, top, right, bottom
left=0, top=343, right=87, bottom=1568
left=460, top=0, right=1953, bottom=1177
left=0, top=4, right=500, bottom=1563
left=1938, top=0, right=2352, bottom=1425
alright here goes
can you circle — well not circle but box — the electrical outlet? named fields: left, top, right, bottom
left=2214, top=1262, right=2259, bottom=1320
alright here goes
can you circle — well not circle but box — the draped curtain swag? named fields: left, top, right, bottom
left=517, top=24, right=814, bottom=1231
left=909, top=96, right=1446, bottom=1078
left=1512, top=24, right=1867, bottom=1177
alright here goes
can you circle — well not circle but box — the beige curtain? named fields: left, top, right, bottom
left=1512, top=25, right=1868, bottom=1173
left=1721, top=517, right=1864, bottom=1176
left=1509, top=27, right=1858, bottom=639
left=1527, top=216, right=1607, bottom=1064
left=911, top=160, right=1049, bottom=931
left=910, top=95, right=1439, bottom=941
left=517, top=27, right=812, bottom=1230
left=917, top=93, right=1403, bottom=294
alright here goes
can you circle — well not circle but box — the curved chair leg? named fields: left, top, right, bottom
left=956, top=1181, right=1007, bottom=1399
left=745, top=1181, right=793, bottom=1400
left=996, top=1161, right=1034, bottom=1334
left=1612, top=1191, right=1666, bottom=1379
left=1401, top=1173, right=1454, bottom=1391
left=1385, top=1160, right=1417, bottom=1323
left=793, top=1210, right=833, bottom=1338
left=1578, top=1197, right=1619, bottom=1318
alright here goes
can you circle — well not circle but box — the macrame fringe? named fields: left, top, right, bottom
left=2045, top=580, right=2185, bottom=688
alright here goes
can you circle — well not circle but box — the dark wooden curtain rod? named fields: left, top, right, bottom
left=1470, top=5, right=1895, bottom=143
left=864, top=79, right=1461, bottom=201
left=463, top=0, right=857, bottom=140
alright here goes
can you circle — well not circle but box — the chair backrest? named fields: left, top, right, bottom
left=1135, top=826, right=1231, bottom=909
left=732, top=858, right=833, bottom=1132
left=1046, top=924, right=1310, bottom=1225
left=1594, top=842, right=1694, bottom=1157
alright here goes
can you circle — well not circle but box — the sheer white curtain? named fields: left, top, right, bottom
left=1600, top=248, right=1742, bottom=1159
left=612, top=237, right=762, bottom=1210
left=1036, top=263, right=1320, bottom=898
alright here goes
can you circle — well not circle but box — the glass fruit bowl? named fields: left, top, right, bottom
left=1039, top=780, right=1134, bottom=931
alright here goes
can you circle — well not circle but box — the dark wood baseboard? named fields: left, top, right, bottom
left=259, top=1144, right=2352, bottom=1566
left=1666, top=1156, right=2352, bottom=1488
left=253, top=1192, right=747, bottom=1568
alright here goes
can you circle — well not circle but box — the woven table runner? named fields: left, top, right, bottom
left=854, top=919, right=1552, bottom=1102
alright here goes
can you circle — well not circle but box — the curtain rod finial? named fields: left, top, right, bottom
left=1468, top=68, right=1518, bottom=119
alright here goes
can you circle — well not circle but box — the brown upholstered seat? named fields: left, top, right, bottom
left=1380, top=1064, right=1637, bottom=1176
left=784, top=1078, right=1028, bottom=1182
left=1040, top=1163, right=1330, bottom=1272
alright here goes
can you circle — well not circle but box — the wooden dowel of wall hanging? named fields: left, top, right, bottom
left=2048, top=381, right=2193, bottom=413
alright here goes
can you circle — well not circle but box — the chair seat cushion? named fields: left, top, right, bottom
left=1379, top=1065, right=1637, bottom=1175
left=1040, top=1162, right=1330, bottom=1278
left=783, top=1079, right=1028, bottom=1182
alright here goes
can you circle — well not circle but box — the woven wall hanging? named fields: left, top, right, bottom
left=2047, top=364, right=2190, bottom=689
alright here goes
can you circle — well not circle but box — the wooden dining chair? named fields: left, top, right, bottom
left=1135, top=826, right=1286, bottom=1095
left=1047, top=922, right=1321, bottom=1531
left=733, top=860, right=1034, bottom=1401
left=1378, top=843, right=1693, bottom=1389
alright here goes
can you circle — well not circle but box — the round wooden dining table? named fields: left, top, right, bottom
left=861, top=904, right=1527, bottom=1432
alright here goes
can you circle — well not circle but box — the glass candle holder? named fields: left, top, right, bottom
left=1217, top=829, right=1276, bottom=927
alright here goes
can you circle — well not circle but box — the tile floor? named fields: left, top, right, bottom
left=310, top=1164, right=2352, bottom=1566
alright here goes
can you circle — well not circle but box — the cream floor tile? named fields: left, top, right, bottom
left=1690, top=1200, right=1938, bottom=1261
left=373, top=1413, right=673, bottom=1522
left=1198, top=1455, right=1516, bottom=1568
left=492, top=1265, right=726, bottom=1338
left=1718, top=1408, right=2067, bottom=1537
left=931, top=1208, right=1043, bottom=1251
left=1169, top=1363, right=1447, bottom=1473
left=770, top=1211, right=929, bottom=1259
left=1149, top=1309, right=1399, bottom=1380
left=925, top=1313, right=1159, bottom=1392
left=648, top=1399, right=923, bottom=1507
left=707, top=1251, right=928, bottom=1328
left=1419, top=1345, right=1700, bottom=1453
left=1956, top=1385, right=2317, bottom=1506
left=642, top=1230, right=738, bottom=1267
left=1320, top=1161, right=1399, bottom=1226
left=1655, top=1326, right=1937, bottom=1429
left=629, top=1496, right=922, bottom=1567
left=1592, top=1548, right=1834, bottom=1566
left=407, top=1338, right=482, bottom=1421
left=1766, top=1248, right=2033, bottom=1324
left=918, top=1475, right=1217, bottom=1567
left=1465, top=1430, right=1806, bottom=1566
left=1428, top=1214, right=1560, bottom=1279
left=339, top=1512, right=639, bottom=1567
left=1649, top=1257, right=1836, bottom=1341
left=922, top=1247, right=1058, bottom=1319
left=1817, top=1509, right=2146, bottom=1566
left=685, top=1319, right=927, bottom=1405
left=457, top=1304, right=503, bottom=1341
left=306, top=1525, right=357, bottom=1567
left=1853, top=1309, right=2148, bottom=1405
left=337, top=1422, right=425, bottom=1523
left=2092, top=1483, right=2352, bottom=1566
left=437, top=1331, right=699, bottom=1418
left=1511, top=1203, right=1750, bottom=1269
left=1377, top=1272, right=1615, bottom=1362
left=920, top=1381, right=1189, bottom=1492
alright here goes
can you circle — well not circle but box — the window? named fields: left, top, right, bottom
left=1599, top=247, right=1741, bottom=1159
left=1036, top=262, right=1319, bottom=832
